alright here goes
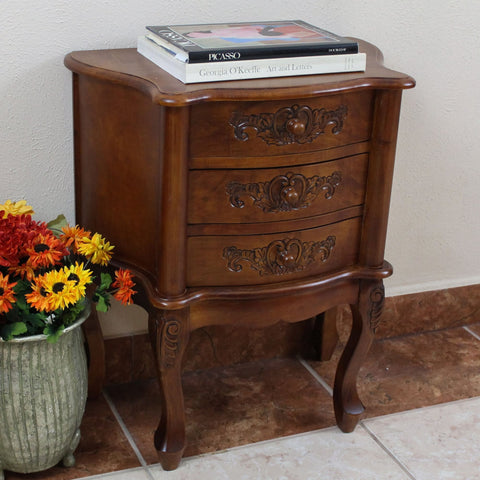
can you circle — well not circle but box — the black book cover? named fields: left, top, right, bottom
left=146, top=20, right=358, bottom=63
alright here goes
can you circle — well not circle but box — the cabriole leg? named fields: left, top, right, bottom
left=333, top=280, right=385, bottom=432
left=148, top=308, right=190, bottom=471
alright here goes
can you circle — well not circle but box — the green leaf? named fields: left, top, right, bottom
left=43, top=324, right=65, bottom=343
left=14, top=294, right=28, bottom=311
left=99, top=273, right=112, bottom=291
left=47, top=214, right=68, bottom=236
left=0, top=322, right=28, bottom=341
left=95, top=293, right=110, bottom=313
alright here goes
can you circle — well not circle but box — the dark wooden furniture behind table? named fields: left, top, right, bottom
left=65, top=40, right=414, bottom=471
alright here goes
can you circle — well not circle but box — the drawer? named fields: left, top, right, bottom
left=188, top=154, right=368, bottom=224
left=186, top=217, right=361, bottom=286
left=190, top=90, right=373, bottom=158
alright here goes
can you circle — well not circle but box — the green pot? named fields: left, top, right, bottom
left=0, top=304, right=90, bottom=478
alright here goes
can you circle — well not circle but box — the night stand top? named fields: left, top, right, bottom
left=65, top=38, right=415, bottom=106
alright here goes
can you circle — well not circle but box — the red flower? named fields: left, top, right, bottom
left=0, top=213, right=49, bottom=267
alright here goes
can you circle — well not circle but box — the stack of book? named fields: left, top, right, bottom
left=136, top=20, right=366, bottom=84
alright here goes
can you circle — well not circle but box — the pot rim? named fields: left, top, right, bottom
left=0, top=300, right=91, bottom=344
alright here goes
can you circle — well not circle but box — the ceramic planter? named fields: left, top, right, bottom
left=0, top=305, right=90, bottom=478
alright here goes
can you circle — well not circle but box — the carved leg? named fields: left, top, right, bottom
left=312, top=307, right=339, bottom=361
left=149, top=308, right=190, bottom=471
left=333, top=280, right=384, bottom=432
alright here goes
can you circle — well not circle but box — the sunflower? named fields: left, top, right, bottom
left=77, top=233, right=114, bottom=266
left=42, top=269, right=83, bottom=311
left=63, top=262, right=93, bottom=296
left=112, top=269, right=136, bottom=305
left=60, top=225, right=91, bottom=253
left=26, top=233, right=67, bottom=269
left=0, top=272, right=17, bottom=313
left=25, top=276, right=51, bottom=312
left=0, top=199, right=34, bottom=219
left=26, top=270, right=82, bottom=312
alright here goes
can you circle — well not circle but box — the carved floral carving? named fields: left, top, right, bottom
left=368, top=284, right=385, bottom=333
left=223, top=236, right=336, bottom=276
left=229, top=104, right=347, bottom=146
left=226, top=171, right=342, bottom=212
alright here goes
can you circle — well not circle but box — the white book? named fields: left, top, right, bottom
left=137, top=35, right=366, bottom=84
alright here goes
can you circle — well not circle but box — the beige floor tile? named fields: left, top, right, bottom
left=148, top=426, right=411, bottom=480
left=77, top=468, right=150, bottom=480
left=364, top=396, right=480, bottom=480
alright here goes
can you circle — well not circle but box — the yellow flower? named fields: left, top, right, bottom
left=63, top=262, right=93, bottom=297
left=77, top=233, right=114, bottom=266
left=0, top=199, right=34, bottom=218
left=27, top=270, right=82, bottom=312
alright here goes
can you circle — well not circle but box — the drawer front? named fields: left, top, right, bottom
left=190, top=90, right=373, bottom=158
left=186, top=217, right=361, bottom=286
left=188, top=154, right=368, bottom=224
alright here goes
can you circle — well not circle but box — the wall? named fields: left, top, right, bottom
left=2, top=2, right=479, bottom=336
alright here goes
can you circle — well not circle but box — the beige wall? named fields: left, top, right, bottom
left=2, top=2, right=479, bottom=336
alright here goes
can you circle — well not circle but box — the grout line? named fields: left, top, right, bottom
left=360, top=422, right=417, bottom=480
left=73, top=466, right=150, bottom=480
left=102, top=390, right=156, bottom=480
left=296, top=356, right=333, bottom=397
left=463, top=325, right=480, bottom=342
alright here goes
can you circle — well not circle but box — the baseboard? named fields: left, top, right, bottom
left=104, top=283, right=480, bottom=386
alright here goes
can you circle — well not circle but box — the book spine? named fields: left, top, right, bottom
left=186, top=43, right=359, bottom=63
left=138, top=36, right=366, bottom=84
left=182, top=53, right=366, bottom=83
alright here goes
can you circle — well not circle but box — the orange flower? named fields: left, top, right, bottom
left=8, top=257, right=36, bottom=281
left=112, top=269, right=136, bottom=305
left=25, top=277, right=50, bottom=312
left=60, top=225, right=91, bottom=253
left=0, top=272, right=17, bottom=313
left=26, top=233, right=67, bottom=269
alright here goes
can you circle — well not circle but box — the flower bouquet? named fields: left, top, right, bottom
left=0, top=199, right=136, bottom=342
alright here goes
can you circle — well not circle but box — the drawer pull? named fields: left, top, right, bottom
left=229, top=104, right=347, bottom=146
left=227, top=171, right=342, bottom=212
left=223, top=236, right=336, bottom=276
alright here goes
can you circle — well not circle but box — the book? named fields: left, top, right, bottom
left=137, top=35, right=366, bottom=84
left=145, top=20, right=359, bottom=64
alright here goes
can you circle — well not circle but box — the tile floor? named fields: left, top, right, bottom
left=4, top=321, right=480, bottom=479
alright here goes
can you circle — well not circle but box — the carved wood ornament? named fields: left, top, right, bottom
left=226, top=171, right=342, bottom=212
left=160, top=315, right=182, bottom=369
left=229, top=104, right=347, bottom=146
left=223, top=236, right=336, bottom=276
left=368, top=284, right=385, bottom=333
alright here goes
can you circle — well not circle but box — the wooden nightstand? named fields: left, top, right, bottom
left=65, top=40, right=414, bottom=470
